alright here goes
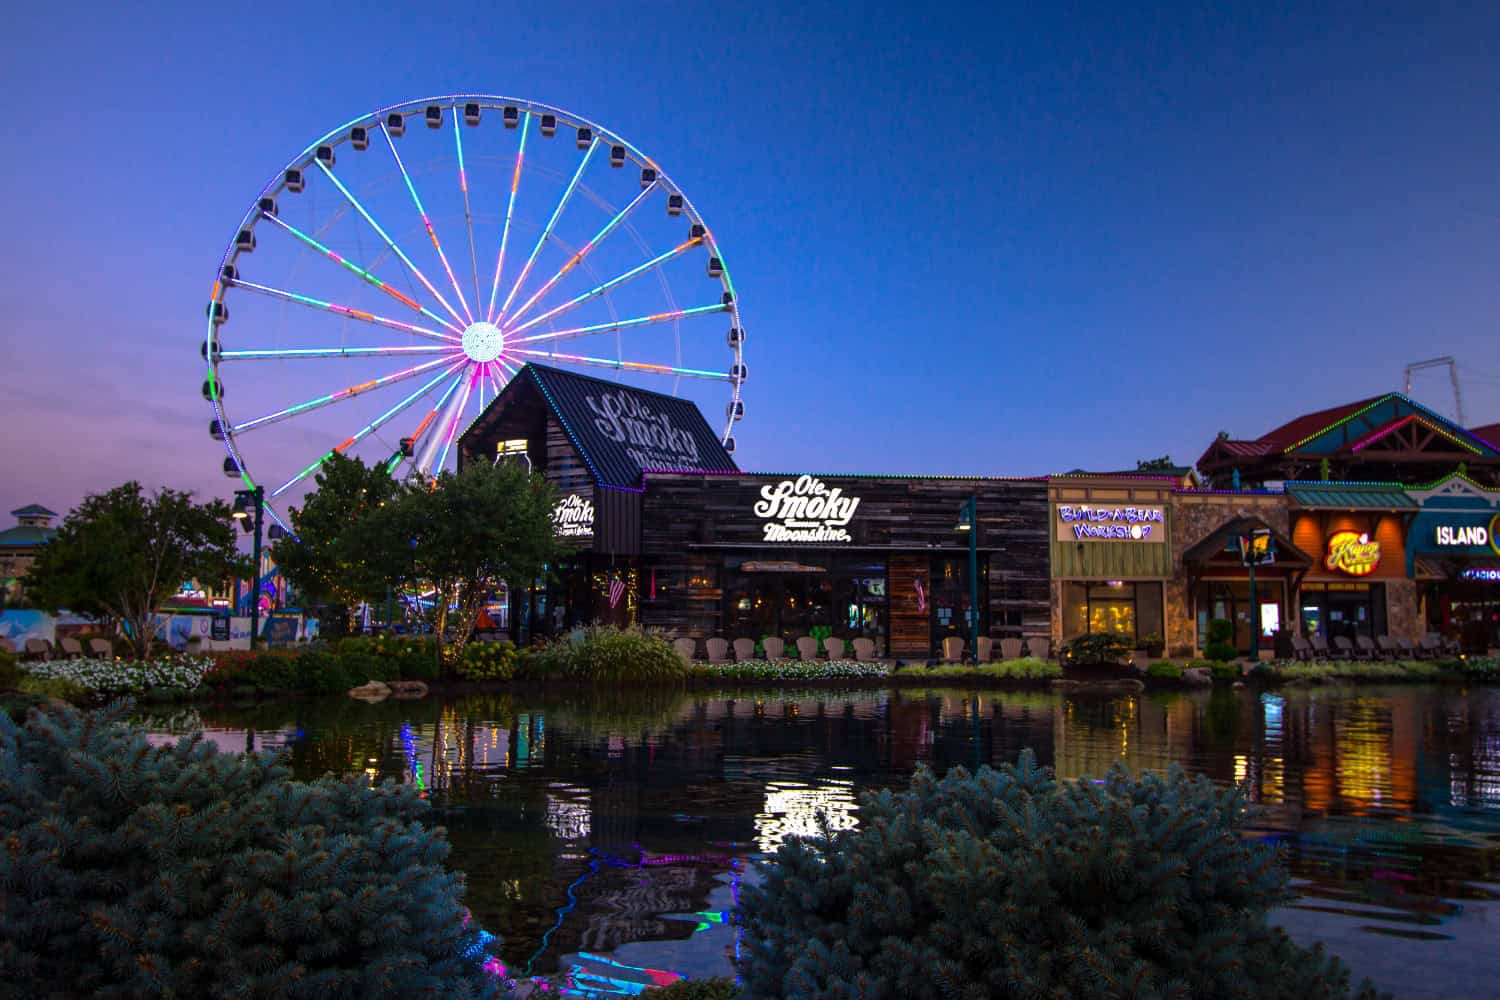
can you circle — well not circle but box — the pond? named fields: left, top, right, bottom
left=136, top=684, right=1500, bottom=998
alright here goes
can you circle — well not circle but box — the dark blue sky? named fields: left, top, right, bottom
left=3, top=1, right=1498, bottom=517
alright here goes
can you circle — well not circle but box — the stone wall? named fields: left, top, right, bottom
left=1384, top=578, right=1422, bottom=643
left=1167, top=493, right=1291, bottom=657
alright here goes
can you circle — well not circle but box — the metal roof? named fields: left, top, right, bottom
left=10, top=504, right=57, bottom=517
left=1284, top=483, right=1417, bottom=510
left=0, top=525, right=57, bottom=547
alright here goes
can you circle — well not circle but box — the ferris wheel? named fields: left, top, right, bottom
left=203, top=94, right=746, bottom=533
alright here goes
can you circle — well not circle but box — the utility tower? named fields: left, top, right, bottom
left=1404, top=356, right=1466, bottom=426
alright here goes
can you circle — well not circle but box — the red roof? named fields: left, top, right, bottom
left=1470, top=423, right=1500, bottom=449
left=1256, top=396, right=1387, bottom=449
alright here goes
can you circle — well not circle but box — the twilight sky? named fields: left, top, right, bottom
left=3, top=1, right=1499, bottom=520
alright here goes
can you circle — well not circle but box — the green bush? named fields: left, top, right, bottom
left=17, top=675, right=88, bottom=703
left=1204, top=641, right=1238, bottom=662
left=294, top=649, right=357, bottom=693
left=1064, top=632, right=1131, bottom=665
left=738, top=751, right=1373, bottom=999
left=339, top=635, right=439, bottom=680
left=514, top=640, right=571, bottom=681
left=1456, top=655, right=1500, bottom=679
left=1207, top=617, right=1234, bottom=644
left=898, top=659, right=1060, bottom=682
left=1210, top=659, right=1242, bottom=680
left=646, top=979, right=739, bottom=999
left=1145, top=660, right=1183, bottom=679
left=574, top=625, right=686, bottom=684
left=0, top=649, right=18, bottom=689
left=0, top=705, right=497, bottom=996
left=457, top=641, right=517, bottom=681
left=335, top=649, right=396, bottom=685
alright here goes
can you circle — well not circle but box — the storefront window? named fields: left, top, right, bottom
left=931, top=556, right=988, bottom=653
left=722, top=554, right=888, bottom=653
left=1061, top=581, right=1164, bottom=644
left=1298, top=583, right=1385, bottom=643
left=1195, top=580, right=1287, bottom=652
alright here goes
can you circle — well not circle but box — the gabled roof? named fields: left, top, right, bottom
left=1180, top=515, right=1312, bottom=567
left=1470, top=423, right=1500, bottom=449
left=1258, top=397, right=1387, bottom=449
left=11, top=504, right=57, bottom=518
left=460, top=363, right=737, bottom=489
left=1284, top=482, right=1418, bottom=510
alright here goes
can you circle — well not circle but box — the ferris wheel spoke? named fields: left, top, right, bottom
left=416, top=364, right=478, bottom=475
left=268, top=359, right=467, bottom=498
left=229, top=355, right=457, bottom=434
left=259, top=213, right=463, bottom=335
left=451, top=108, right=484, bottom=317
left=511, top=302, right=730, bottom=346
left=504, top=236, right=704, bottom=337
left=434, top=369, right=481, bottom=474
left=504, top=182, right=656, bottom=330
left=509, top=349, right=733, bottom=381
left=485, top=111, right=531, bottom=321
left=229, top=278, right=461, bottom=344
left=495, top=139, right=599, bottom=323
left=220, top=345, right=459, bottom=361
left=314, top=157, right=469, bottom=329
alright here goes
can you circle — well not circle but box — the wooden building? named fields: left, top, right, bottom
left=458, top=364, right=1050, bottom=658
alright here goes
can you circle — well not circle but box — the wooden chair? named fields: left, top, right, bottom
left=823, top=636, right=845, bottom=660
left=1442, top=634, right=1463, bottom=656
left=672, top=637, right=696, bottom=662
left=0, top=637, right=15, bottom=655
left=975, top=636, right=993, bottom=663
left=732, top=637, right=756, bottom=661
left=1291, top=635, right=1313, bottom=661
left=59, top=637, right=84, bottom=658
left=851, top=637, right=876, bottom=661
left=1026, top=637, right=1051, bottom=661
left=1375, top=636, right=1401, bottom=659
left=24, top=639, right=52, bottom=661
left=1419, top=634, right=1443, bottom=658
left=999, top=637, right=1024, bottom=660
left=762, top=637, right=786, bottom=660
left=795, top=636, right=820, bottom=660
left=1311, top=635, right=1331, bottom=660
left=1355, top=636, right=1380, bottom=661
left=1396, top=637, right=1420, bottom=659
left=705, top=637, right=730, bottom=664
left=941, top=636, right=964, bottom=663
left=87, top=637, right=114, bottom=657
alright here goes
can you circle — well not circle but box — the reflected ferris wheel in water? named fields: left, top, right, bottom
left=201, top=94, right=746, bottom=533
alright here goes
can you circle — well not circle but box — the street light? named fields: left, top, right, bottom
left=233, top=486, right=264, bottom=649
left=956, top=496, right=979, bottom=665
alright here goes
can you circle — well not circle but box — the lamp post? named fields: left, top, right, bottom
left=233, top=486, right=265, bottom=650
left=957, top=496, right=979, bottom=665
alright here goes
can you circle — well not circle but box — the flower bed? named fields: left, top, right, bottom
left=23, top=655, right=214, bottom=694
left=688, top=659, right=892, bottom=682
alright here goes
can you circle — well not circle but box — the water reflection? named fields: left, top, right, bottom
left=135, top=684, right=1500, bottom=986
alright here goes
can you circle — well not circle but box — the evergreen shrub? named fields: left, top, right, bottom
left=1210, top=659, right=1242, bottom=680
left=457, top=642, right=517, bottom=681
left=339, top=635, right=439, bottom=680
left=0, top=706, right=498, bottom=997
left=1207, top=617, right=1234, bottom=644
left=1204, top=641, right=1238, bottom=663
left=738, top=751, right=1375, bottom=999
left=646, top=978, right=739, bottom=999
left=1064, top=632, right=1131, bottom=665
left=515, top=626, right=685, bottom=684
left=293, top=649, right=357, bottom=693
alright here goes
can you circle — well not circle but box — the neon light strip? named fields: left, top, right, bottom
left=1350, top=413, right=1483, bottom=455
left=414, top=369, right=471, bottom=474
left=504, top=183, right=656, bottom=329
left=452, top=106, right=483, bottom=315
left=505, top=238, right=703, bottom=337
left=496, top=139, right=598, bottom=321
left=229, top=278, right=459, bottom=343
left=314, top=157, right=468, bottom=329
left=230, top=355, right=454, bottom=433
left=269, top=360, right=465, bottom=498
left=434, top=367, right=479, bottom=473
left=221, top=345, right=457, bottom=360
left=485, top=111, right=531, bottom=321
left=379, top=122, right=472, bottom=323
left=510, top=349, right=730, bottom=380
left=259, top=213, right=461, bottom=335
left=512, top=302, right=728, bottom=345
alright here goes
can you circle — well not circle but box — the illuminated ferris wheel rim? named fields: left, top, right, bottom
left=203, top=94, right=746, bottom=533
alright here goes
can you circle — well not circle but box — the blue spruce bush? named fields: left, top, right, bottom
left=738, top=751, right=1379, bottom=999
left=0, top=705, right=499, bottom=997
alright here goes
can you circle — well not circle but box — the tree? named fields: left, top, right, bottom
left=271, top=453, right=401, bottom=628
left=26, top=483, right=239, bottom=658
left=1135, top=455, right=1176, bottom=471
left=373, top=461, right=559, bottom=667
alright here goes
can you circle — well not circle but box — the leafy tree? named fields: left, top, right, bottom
left=26, top=483, right=239, bottom=658
left=271, top=453, right=400, bottom=621
left=372, top=461, right=559, bottom=667
left=1135, top=455, right=1176, bottom=471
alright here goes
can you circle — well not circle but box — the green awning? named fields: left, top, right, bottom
left=1285, top=484, right=1417, bottom=510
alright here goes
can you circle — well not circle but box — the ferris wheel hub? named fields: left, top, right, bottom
left=461, top=321, right=505, bottom=363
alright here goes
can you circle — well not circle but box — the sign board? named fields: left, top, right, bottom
left=1238, top=529, right=1275, bottom=566
left=1325, top=531, right=1381, bottom=576
left=553, top=494, right=595, bottom=539
left=754, top=475, right=861, bottom=543
left=1461, top=567, right=1500, bottom=582
left=210, top=616, right=231, bottom=641
left=261, top=617, right=298, bottom=647
left=1055, top=504, right=1165, bottom=542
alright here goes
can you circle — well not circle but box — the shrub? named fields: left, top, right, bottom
left=1210, top=659, right=1242, bottom=680
left=738, top=751, right=1372, bottom=999
left=514, top=640, right=572, bottom=681
left=17, top=675, right=88, bottom=703
left=335, top=649, right=396, bottom=685
left=204, top=650, right=302, bottom=691
left=294, top=649, right=357, bottom=693
left=458, top=642, right=517, bottom=682
left=338, top=635, right=439, bottom=680
left=1145, top=660, right=1182, bottom=679
left=1204, top=641, right=1238, bottom=662
left=977, top=657, right=1059, bottom=680
left=0, top=706, right=497, bottom=996
left=1064, top=632, right=1131, bottom=665
left=22, top=655, right=214, bottom=694
left=1207, top=617, right=1234, bottom=644
left=574, top=625, right=685, bottom=684
left=1456, top=655, right=1500, bottom=679
left=0, top=649, right=18, bottom=689
left=692, top=660, right=890, bottom=682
